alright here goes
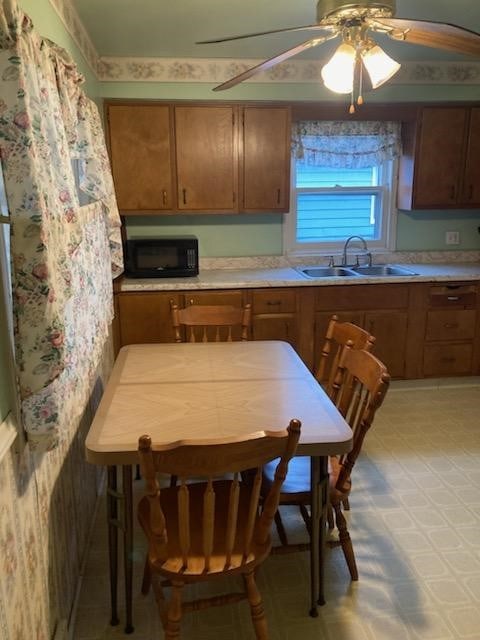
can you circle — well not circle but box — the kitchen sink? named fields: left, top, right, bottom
left=298, top=266, right=360, bottom=278
left=351, top=265, right=418, bottom=277
left=296, top=264, right=418, bottom=279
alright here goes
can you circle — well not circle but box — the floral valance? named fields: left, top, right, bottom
left=292, top=120, right=402, bottom=169
left=0, top=0, right=123, bottom=450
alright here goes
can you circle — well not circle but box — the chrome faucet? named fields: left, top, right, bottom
left=341, top=235, right=369, bottom=267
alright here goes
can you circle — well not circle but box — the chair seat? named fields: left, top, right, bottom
left=138, top=479, right=271, bottom=579
left=263, top=456, right=351, bottom=504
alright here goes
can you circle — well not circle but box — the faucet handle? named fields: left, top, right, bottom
left=328, top=255, right=335, bottom=267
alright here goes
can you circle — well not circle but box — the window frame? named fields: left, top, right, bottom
left=284, top=151, right=399, bottom=258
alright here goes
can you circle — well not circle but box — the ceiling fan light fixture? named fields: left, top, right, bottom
left=361, top=44, right=401, bottom=88
left=321, top=42, right=357, bottom=93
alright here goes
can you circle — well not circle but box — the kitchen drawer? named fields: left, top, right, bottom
left=423, top=343, right=473, bottom=377
left=428, top=283, right=477, bottom=308
left=425, top=309, right=476, bottom=341
left=315, top=284, right=409, bottom=311
left=252, top=288, right=297, bottom=314
left=184, top=291, right=244, bottom=306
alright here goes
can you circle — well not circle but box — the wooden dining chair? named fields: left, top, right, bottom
left=315, top=314, right=376, bottom=401
left=137, top=419, right=301, bottom=640
left=263, top=348, right=390, bottom=580
left=315, top=315, right=376, bottom=512
left=171, top=302, right=252, bottom=343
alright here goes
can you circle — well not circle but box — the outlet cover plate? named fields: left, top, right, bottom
left=445, top=231, right=460, bottom=245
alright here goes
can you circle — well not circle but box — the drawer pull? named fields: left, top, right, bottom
left=163, top=190, right=167, bottom=206
left=444, top=323, right=459, bottom=329
left=267, top=301, right=282, bottom=306
left=447, top=296, right=460, bottom=301
left=183, top=188, right=187, bottom=205
left=441, top=357, right=456, bottom=363
left=277, top=188, right=281, bottom=204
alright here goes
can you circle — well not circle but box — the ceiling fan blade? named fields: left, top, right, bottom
left=196, top=24, right=333, bottom=44
left=374, top=18, right=480, bottom=57
left=212, top=33, right=339, bottom=91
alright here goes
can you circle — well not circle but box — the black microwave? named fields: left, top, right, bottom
left=125, top=236, right=199, bottom=278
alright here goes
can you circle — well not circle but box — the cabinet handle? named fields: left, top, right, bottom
left=450, top=185, right=456, bottom=200
left=277, top=189, right=281, bottom=205
left=441, top=357, right=456, bottom=363
left=183, top=189, right=187, bottom=205
left=468, top=184, right=473, bottom=200
left=444, top=323, right=459, bottom=329
left=267, top=300, right=281, bottom=306
left=163, top=190, right=167, bottom=206
left=447, top=296, right=460, bottom=301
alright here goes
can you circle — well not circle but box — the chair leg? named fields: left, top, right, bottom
left=299, top=504, right=311, bottom=536
left=327, top=504, right=334, bottom=530
left=274, top=509, right=289, bottom=546
left=333, top=502, right=358, bottom=581
left=164, top=580, right=184, bottom=640
left=141, top=556, right=151, bottom=595
left=243, top=570, right=268, bottom=640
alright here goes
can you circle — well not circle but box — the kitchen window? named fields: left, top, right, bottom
left=285, top=120, right=401, bottom=257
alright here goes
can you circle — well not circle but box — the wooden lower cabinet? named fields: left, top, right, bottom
left=313, top=284, right=411, bottom=379
left=115, top=291, right=181, bottom=349
left=249, top=288, right=300, bottom=354
left=113, top=280, right=479, bottom=379
left=422, top=283, right=478, bottom=377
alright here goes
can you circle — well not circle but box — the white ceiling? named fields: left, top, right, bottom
left=71, top=0, right=480, bottom=64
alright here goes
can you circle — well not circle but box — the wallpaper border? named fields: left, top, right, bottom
left=49, top=1, right=480, bottom=86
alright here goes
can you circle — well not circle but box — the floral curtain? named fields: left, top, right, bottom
left=0, top=0, right=123, bottom=450
left=292, top=120, right=402, bottom=168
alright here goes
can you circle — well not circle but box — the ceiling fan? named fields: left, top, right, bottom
left=197, top=0, right=480, bottom=111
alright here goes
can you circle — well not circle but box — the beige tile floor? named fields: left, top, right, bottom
left=72, top=378, right=480, bottom=640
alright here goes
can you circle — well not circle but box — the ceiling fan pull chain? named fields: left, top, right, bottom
left=357, top=59, right=364, bottom=106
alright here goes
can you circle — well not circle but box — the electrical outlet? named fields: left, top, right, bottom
left=445, top=231, right=460, bottom=245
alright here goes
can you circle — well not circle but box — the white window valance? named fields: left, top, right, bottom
left=292, top=120, right=402, bottom=169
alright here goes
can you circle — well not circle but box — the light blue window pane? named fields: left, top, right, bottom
left=296, top=193, right=378, bottom=242
left=296, top=164, right=376, bottom=188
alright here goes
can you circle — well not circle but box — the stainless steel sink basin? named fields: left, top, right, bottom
left=351, top=265, right=418, bottom=277
left=298, top=266, right=359, bottom=278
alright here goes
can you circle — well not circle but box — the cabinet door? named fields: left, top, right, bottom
left=242, top=107, right=291, bottom=212
left=252, top=316, right=298, bottom=350
left=175, top=106, right=237, bottom=211
left=461, top=107, right=480, bottom=205
left=413, top=107, right=467, bottom=208
left=365, top=311, right=408, bottom=379
left=116, top=292, right=180, bottom=345
left=107, top=104, right=174, bottom=212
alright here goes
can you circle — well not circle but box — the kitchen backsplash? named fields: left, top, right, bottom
left=199, top=250, right=480, bottom=271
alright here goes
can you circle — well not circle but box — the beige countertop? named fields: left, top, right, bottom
left=119, top=262, right=480, bottom=292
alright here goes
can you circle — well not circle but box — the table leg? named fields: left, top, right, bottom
left=122, top=465, right=134, bottom=634
left=106, top=466, right=119, bottom=626
left=309, top=455, right=329, bottom=616
left=317, top=456, right=329, bottom=607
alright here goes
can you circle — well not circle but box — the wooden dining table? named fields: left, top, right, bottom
left=85, top=340, right=352, bottom=633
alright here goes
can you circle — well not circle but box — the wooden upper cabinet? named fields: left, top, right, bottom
left=398, top=106, right=480, bottom=210
left=174, top=105, right=237, bottom=212
left=107, top=104, right=175, bottom=212
left=241, top=106, right=291, bottom=212
left=461, top=107, right=480, bottom=205
left=105, top=101, right=292, bottom=215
